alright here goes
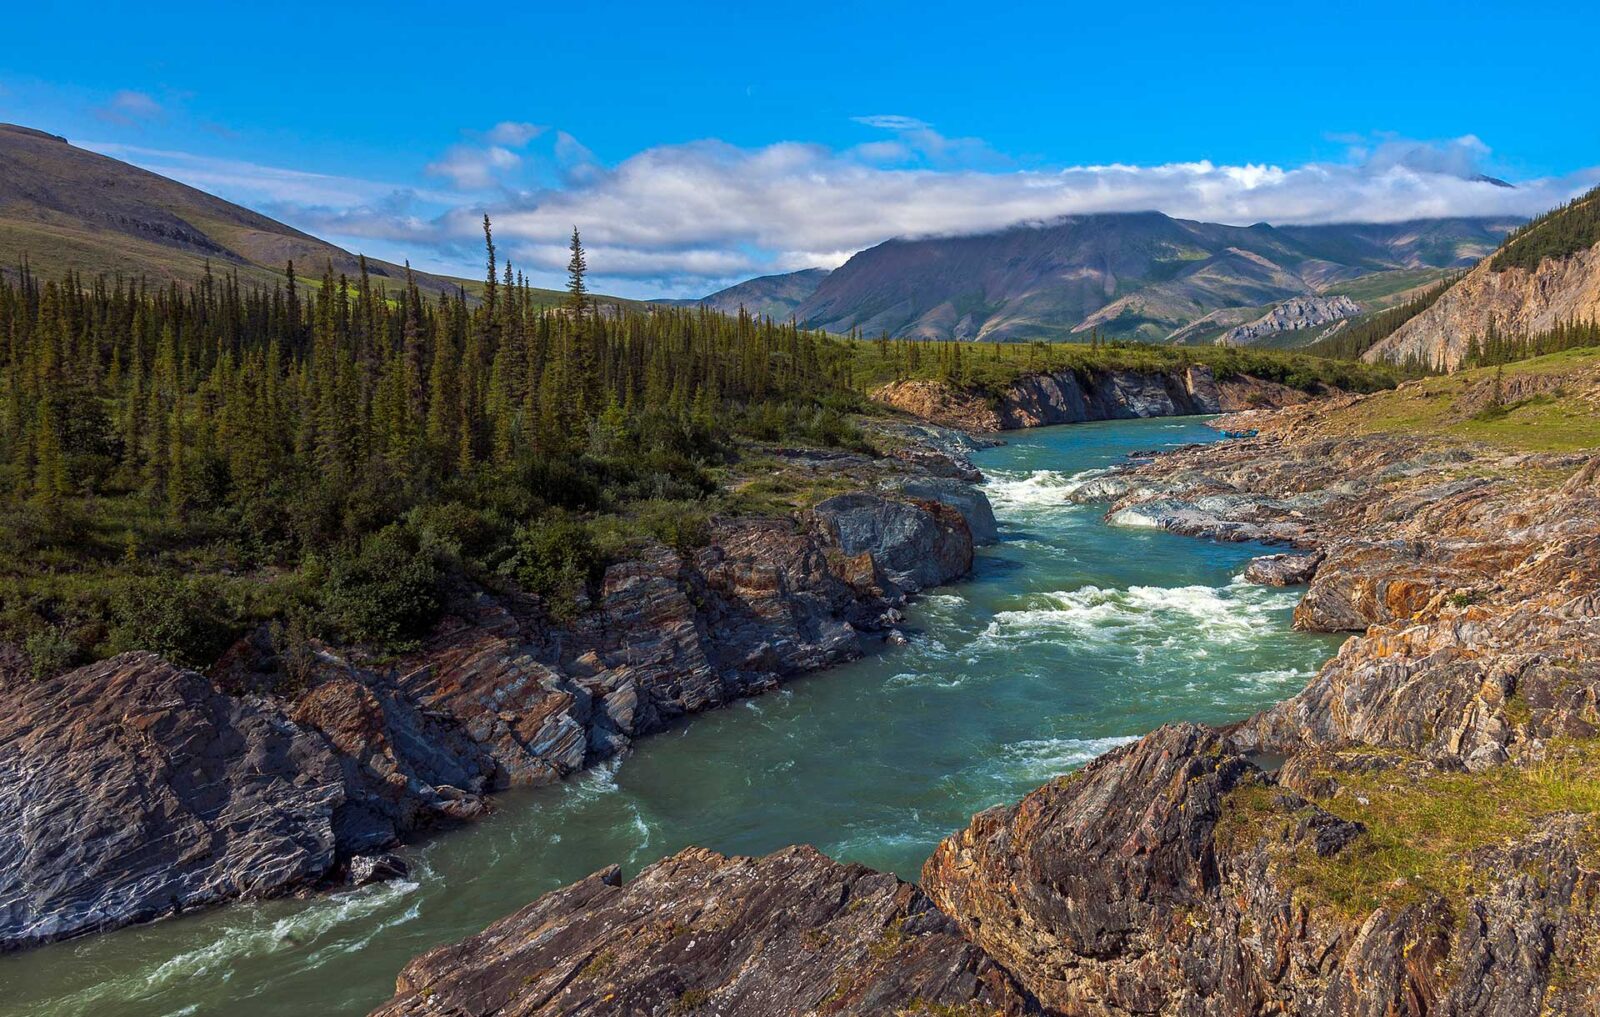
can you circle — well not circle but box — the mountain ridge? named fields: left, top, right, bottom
left=787, top=211, right=1515, bottom=343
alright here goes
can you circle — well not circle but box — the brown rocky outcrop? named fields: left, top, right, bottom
left=872, top=366, right=1310, bottom=432
left=923, top=724, right=1600, bottom=1017
left=370, top=845, right=1037, bottom=1017
left=1366, top=241, right=1600, bottom=370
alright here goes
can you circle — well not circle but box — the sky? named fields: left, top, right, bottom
left=4, top=0, right=1600, bottom=298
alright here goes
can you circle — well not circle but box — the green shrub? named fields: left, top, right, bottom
left=107, top=574, right=236, bottom=668
left=502, top=514, right=604, bottom=621
left=24, top=626, right=79, bottom=679
left=320, top=524, right=442, bottom=649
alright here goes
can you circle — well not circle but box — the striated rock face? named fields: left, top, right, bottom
left=923, top=723, right=1600, bottom=1017
left=873, top=366, right=1310, bottom=432
left=1366, top=241, right=1600, bottom=370
left=370, top=845, right=1037, bottom=1017
left=1216, top=294, right=1361, bottom=347
left=1, top=444, right=993, bottom=949
left=0, top=654, right=349, bottom=949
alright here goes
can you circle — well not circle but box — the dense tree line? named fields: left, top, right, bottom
left=0, top=223, right=863, bottom=675
left=1461, top=315, right=1600, bottom=368
left=1490, top=185, right=1600, bottom=273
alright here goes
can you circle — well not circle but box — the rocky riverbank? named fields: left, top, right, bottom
left=368, top=392, right=1600, bottom=1016
left=0, top=428, right=996, bottom=952
left=872, top=364, right=1312, bottom=432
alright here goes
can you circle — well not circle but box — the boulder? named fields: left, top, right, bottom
left=1242, top=551, right=1322, bottom=585
left=886, top=476, right=999, bottom=544
left=812, top=493, right=974, bottom=591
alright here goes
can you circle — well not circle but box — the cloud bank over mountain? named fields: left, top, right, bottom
left=87, top=120, right=1600, bottom=298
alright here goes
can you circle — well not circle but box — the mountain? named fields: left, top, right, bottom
left=0, top=122, right=635, bottom=307
left=677, top=268, right=831, bottom=320
left=787, top=211, right=1515, bottom=343
left=1364, top=186, right=1600, bottom=370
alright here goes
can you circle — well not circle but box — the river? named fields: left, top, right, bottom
left=3, top=416, right=1342, bottom=1016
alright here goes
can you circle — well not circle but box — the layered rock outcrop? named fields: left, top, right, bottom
left=873, top=366, right=1311, bottom=432
left=0, top=654, right=350, bottom=949
left=0, top=439, right=994, bottom=951
left=1366, top=241, right=1600, bottom=370
left=924, top=724, right=1600, bottom=1017
left=1216, top=294, right=1361, bottom=346
left=371, top=846, right=1037, bottom=1017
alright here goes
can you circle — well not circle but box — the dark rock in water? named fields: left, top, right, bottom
left=1243, top=551, right=1322, bottom=585
left=367, top=845, right=1036, bottom=1017
left=0, top=653, right=349, bottom=951
left=347, top=853, right=409, bottom=886
left=887, top=475, right=1000, bottom=545
left=812, top=492, right=974, bottom=591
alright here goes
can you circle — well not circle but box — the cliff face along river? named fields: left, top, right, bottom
left=4, top=417, right=1342, bottom=1017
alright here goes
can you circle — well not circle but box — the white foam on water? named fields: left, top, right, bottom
left=27, top=878, right=422, bottom=1016
left=997, top=735, right=1139, bottom=784
left=1107, top=507, right=1161, bottom=528
left=563, top=757, right=623, bottom=804
left=984, top=468, right=1106, bottom=511
left=884, top=670, right=968, bottom=690
left=978, top=577, right=1300, bottom=654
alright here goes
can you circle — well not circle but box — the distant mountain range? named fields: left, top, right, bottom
left=0, top=120, right=1520, bottom=345
left=688, top=213, right=1518, bottom=345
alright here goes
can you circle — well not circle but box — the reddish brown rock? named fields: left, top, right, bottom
left=369, top=846, right=1036, bottom=1017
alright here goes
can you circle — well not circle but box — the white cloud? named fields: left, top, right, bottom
left=85, top=125, right=1600, bottom=298
left=852, top=114, right=930, bottom=131
left=94, top=90, right=164, bottom=126
left=426, top=143, right=522, bottom=189
left=486, top=121, right=544, bottom=146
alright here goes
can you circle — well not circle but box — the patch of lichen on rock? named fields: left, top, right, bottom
left=1223, top=740, right=1600, bottom=918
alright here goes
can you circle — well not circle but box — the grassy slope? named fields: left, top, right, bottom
left=1308, top=347, right=1600, bottom=452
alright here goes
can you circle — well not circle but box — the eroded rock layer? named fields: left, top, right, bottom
left=873, top=365, right=1311, bottom=432
left=0, top=435, right=993, bottom=950
left=372, top=846, right=1037, bottom=1017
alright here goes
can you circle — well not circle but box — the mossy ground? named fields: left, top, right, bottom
left=1223, top=740, right=1600, bottom=917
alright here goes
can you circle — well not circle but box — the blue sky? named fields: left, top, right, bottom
left=4, top=0, right=1599, bottom=296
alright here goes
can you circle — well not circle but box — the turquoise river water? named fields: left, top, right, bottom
left=3, top=416, right=1343, bottom=1016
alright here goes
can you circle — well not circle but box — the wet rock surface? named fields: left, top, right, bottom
left=370, top=845, right=1037, bottom=1017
